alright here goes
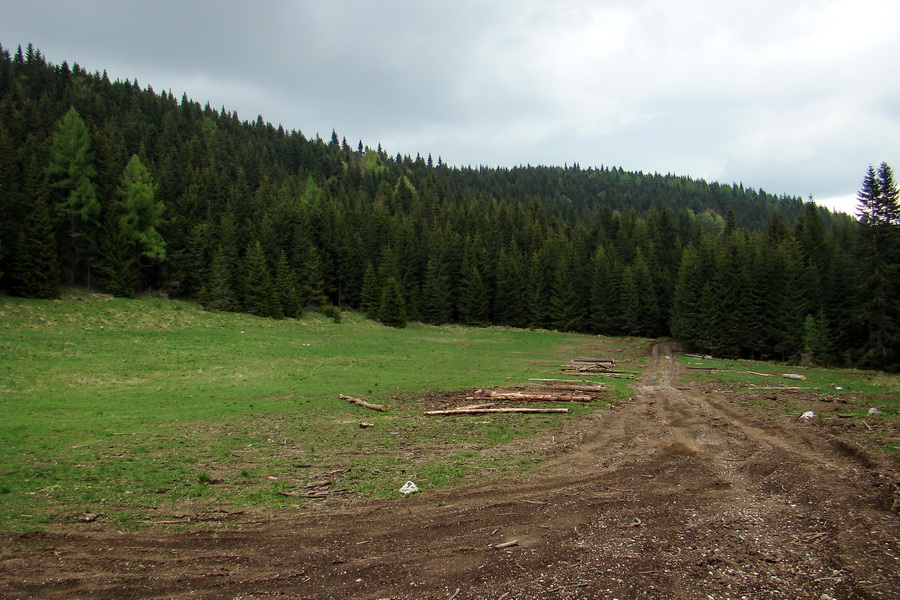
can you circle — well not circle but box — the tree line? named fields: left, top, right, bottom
left=1, top=43, right=897, bottom=371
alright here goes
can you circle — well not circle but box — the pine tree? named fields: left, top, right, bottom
left=198, top=247, right=237, bottom=312
left=242, top=240, right=279, bottom=318
left=855, top=163, right=900, bottom=370
left=12, top=197, right=60, bottom=298
left=589, top=245, right=621, bottom=335
left=421, top=256, right=453, bottom=325
left=458, top=238, right=490, bottom=326
left=378, top=276, right=407, bottom=328
left=526, top=248, right=553, bottom=329
left=493, top=246, right=527, bottom=328
left=117, top=154, right=166, bottom=264
left=359, top=263, right=381, bottom=320
left=94, top=213, right=138, bottom=297
left=274, top=250, right=302, bottom=318
left=670, top=244, right=703, bottom=349
left=550, top=252, right=586, bottom=332
left=47, top=107, right=100, bottom=285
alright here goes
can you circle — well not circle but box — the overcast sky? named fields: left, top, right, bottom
left=3, top=1, right=899, bottom=214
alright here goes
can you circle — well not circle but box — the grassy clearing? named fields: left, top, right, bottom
left=0, top=292, right=645, bottom=531
left=676, top=354, right=900, bottom=453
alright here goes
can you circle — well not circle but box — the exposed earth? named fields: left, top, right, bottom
left=2, top=343, right=898, bottom=599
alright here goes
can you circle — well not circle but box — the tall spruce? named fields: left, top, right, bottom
left=855, top=163, right=900, bottom=370
left=47, top=107, right=100, bottom=285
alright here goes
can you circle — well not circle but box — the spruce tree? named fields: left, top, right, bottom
left=359, top=263, right=381, bottom=320
left=117, top=154, right=166, bottom=264
left=589, top=245, right=621, bottom=335
left=94, top=213, right=138, bottom=297
left=855, top=163, right=900, bottom=370
left=378, top=276, right=407, bottom=328
left=421, top=256, right=453, bottom=325
left=47, top=107, right=100, bottom=285
left=198, top=247, right=238, bottom=312
left=242, top=240, right=279, bottom=318
left=493, top=246, right=527, bottom=328
left=12, top=197, right=60, bottom=298
left=274, top=250, right=302, bottom=318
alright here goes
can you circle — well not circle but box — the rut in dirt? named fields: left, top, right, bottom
left=2, top=342, right=898, bottom=600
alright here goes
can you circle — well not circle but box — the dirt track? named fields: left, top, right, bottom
left=3, top=343, right=899, bottom=599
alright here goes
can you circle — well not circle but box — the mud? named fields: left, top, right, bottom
left=2, top=343, right=898, bottom=599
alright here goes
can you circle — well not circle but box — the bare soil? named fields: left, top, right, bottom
left=2, top=343, right=899, bottom=599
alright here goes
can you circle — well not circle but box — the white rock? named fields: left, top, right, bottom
left=399, top=481, right=419, bottom=495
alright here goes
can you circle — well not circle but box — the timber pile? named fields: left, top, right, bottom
left=467, top=389, right=593, bottom=403
left=559, top=357, right=638, bottom=378
left=426, top=382, right=607, bottom=417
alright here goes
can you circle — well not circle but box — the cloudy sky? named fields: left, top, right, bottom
left=3, top=1, right=899, bottom=213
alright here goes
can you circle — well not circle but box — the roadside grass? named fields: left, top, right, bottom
left=0, top=293, right=645, bottom=531
left=676, top=354, right=900, bottom=453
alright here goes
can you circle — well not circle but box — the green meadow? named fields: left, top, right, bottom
left=0, top=293, right=643, bottom=531
left=677, top=354, right=900, bottom=453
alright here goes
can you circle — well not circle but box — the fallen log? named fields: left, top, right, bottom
left=571, top=357, right=616, bottom=366
left=457, top=403, right=496, bottom=410
left=482, top=391, right=592, bottom=402
left=339, top=394, right=388, bottom=412
left=533, top=383, right=607, bottom=393
left=747, top=371, right=775, bottom=377
left=425, top=408, right=569, bottom=416
left=782, top=374, right=808, bottom=381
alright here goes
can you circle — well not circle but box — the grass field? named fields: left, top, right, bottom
left=0, top=293, right=645, bottom=531
left=676, top=354, right=900, bottom=453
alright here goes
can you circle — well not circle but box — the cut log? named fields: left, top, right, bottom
left=572, top=357, right=616, bottom=365
left=782, top=374, right=808, bottom=381
left=339, top=394, right=388, bottom=412
left=457, top=403, right=496, bottom=410
left=483, top=391, right=592, bottom=402
left=425, top=408, right=569, bottom=415
left=533, top=383, right=607, bottom=393
left=747, top=371, right=775, bottom=377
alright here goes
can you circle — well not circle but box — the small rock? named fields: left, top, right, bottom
left=799, top=410, right=816, bottom=420
left=868, top=407, right=881, bottom=416
left=399, top=481, right=419, bottom=495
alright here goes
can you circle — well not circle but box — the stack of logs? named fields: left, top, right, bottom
left=560, top=357, right=637, bottom=378
left=424, top=383, right=606, bottom=415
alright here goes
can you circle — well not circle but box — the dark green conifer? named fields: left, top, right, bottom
left=378, top=276, right=407, bottom=328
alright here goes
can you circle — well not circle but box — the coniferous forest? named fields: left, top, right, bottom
left=2, top=44, right=898, bottom=371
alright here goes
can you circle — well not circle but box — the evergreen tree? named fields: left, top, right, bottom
left=117, top=154, right=166, bottom=264
left=493, top=246, right=527, bottom=328
left=94, top=213, right=138, bottom=297
left=670, top=244, right=703, bottom=349
left=855, top=163, right=900, bottom=370
left=421, top=256, right=453, bottom=325
left=12, top=197, right=60, bottom=298
left=525, top=248, right=553, bottom=329
left=242, top=240, right=279, bottom=318
left=458, top=238, right=490, bottom=326
left=198, top=247, right=237, bottom=311
left=589, top=245, right=621, bottom=335
left=274, top=250, right=302, bottom=318
left=550, top=252, right=586, bottom=332
left=378, top=276, right=407, bottom=327
left=359, top=263, right=381, bottom=320
left=47, top=107, right=100, bottom=285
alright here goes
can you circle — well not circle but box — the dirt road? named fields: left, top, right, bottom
left=3, top=343, right=898, bottom=599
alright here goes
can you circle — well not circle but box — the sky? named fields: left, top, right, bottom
left=3, top=1, right=899, bottom=214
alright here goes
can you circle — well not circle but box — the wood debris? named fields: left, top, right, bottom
left=339, top=394, right=388, bottom=412
left=425, top=408, right=569, bottom=416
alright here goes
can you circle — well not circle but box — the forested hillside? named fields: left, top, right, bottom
left=1, top=43, right=897, bottom=370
